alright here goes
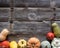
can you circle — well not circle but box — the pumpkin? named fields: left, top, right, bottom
left=0, top=42, right=2, bottom=47
left=51, top=38, right=60, bottom=48
left=10, top=41, right=18, bottom=48
left=41, top=40, right=51, bottom=48
left=27, top=37, right=40, bottom=48
left=1, top=41, right=10, bottom=48
left=18, top=39, right=27, bottom=48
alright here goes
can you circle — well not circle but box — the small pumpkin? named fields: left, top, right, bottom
left=1, top=41, right=10, bottom=48
left=0, top=42, right=2, bottom=47
left=46, top=32, right=54, bottom=40
left=27, top=37, right=40, bottom=48
left=10, top=41, right=18, bottom=48
left=18, top=39, right=27, bottom=48
left=41, top=40, right=51, bottom=48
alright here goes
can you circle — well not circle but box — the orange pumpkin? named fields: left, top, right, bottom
left=27, top=37, right=40, bottom=48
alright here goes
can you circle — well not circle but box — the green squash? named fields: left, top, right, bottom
left=52, top=22, right=60, bottom=37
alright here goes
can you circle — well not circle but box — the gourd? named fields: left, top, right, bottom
left=18, top=39, right=27, bottom=48
left=0, top=34, right=6, bottom=41
left=46, top=32, right=54, bottom=40
left=1, top=41, right=10, bottom=48
left=41, top=40, right=51, bottom=48
left=51, top=38, right=60, bottom=48
left=0, top=29, right=9, bottom=41
left=10, top=41, right=18, bottom=48
left=52, top=22, right=60, bottom=37
left=27, top=37, right=40, bottom=48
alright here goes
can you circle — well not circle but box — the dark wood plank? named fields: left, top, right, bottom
left=0, top=0, right=60, bottom=8
left=0, top=0, right=10, bottom=7
left=0, top=8, right=10, bottom=22
left=14, top=0, right=50, bottom=7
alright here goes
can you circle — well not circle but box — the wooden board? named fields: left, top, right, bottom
left=0, top=22, right=9, bottom=32
left=0, top=0, right=60, bottom=7
left=14, top=8, right=60, bottom=21
left=14, top=8, right=53, bottom=21
left=0, top=8, right=10, bottom=22
left=7, top=21, right=51, bottom=41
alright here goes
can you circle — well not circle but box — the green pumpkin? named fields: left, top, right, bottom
left=52, top=22, right=60, bottom=37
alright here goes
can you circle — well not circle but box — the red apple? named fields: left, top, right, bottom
left=1, top=41, right=10, bottom=48
left=46, top=32, right=54, bottom=40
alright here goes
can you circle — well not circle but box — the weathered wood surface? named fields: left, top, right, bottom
left=0, top=22, right=9, bottom=32
left=0, top=8, right=60, bottom=21
left=14, top=8, right=60, bottom=21
left=0, top=0, right=60, bottom=42
left=0, top=0, right=60, bottom=7
left=8, top=21, right=51, bottom=41
left=0, top=8, right=10, bottom=22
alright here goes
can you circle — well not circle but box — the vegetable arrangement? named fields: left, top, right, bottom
left=0, top=22, right=60, bottom=48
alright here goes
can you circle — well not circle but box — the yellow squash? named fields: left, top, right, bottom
left=10, top=41, right=18, bottom=48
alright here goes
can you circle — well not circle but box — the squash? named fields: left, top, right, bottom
left=10, top=41, right=18, bottom=48
left=1, top=29, right=9, bottom=36
left=18, top=39, right=27, bottom=48
left=51, top=38, right=60, bottom=48
left=1, top=41, right=10, bottom=48
left=41, top=40, right=51, bottom=48
left=0, top=29, right=9, bottom=41
left=52, top=22, right=60, bottom=37
left=27, top=37, right=40, bottom=48
left=0, top=34, right=6, bottom=41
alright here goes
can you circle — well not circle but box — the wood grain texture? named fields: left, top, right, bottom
left=7, top=21, right=51, bottom=41
left=0, top=0, right=60, bottom=7
left=14, top=8, right=53, bottom=21
left=0, top=22, right=9, bottom=32
left=55, top=11, right=60, bottom=20
left=0, top=8, right=10, bottom=22
left=14, top=8, right=60, bottom=21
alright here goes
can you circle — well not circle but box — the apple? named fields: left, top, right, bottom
left=46, top=32, right=54, bottom=40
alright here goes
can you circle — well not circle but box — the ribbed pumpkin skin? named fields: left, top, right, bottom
left=27, top=37, right=40, bottom=48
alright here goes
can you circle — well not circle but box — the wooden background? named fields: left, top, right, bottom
left=0, top=0, right=60, bottom=42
